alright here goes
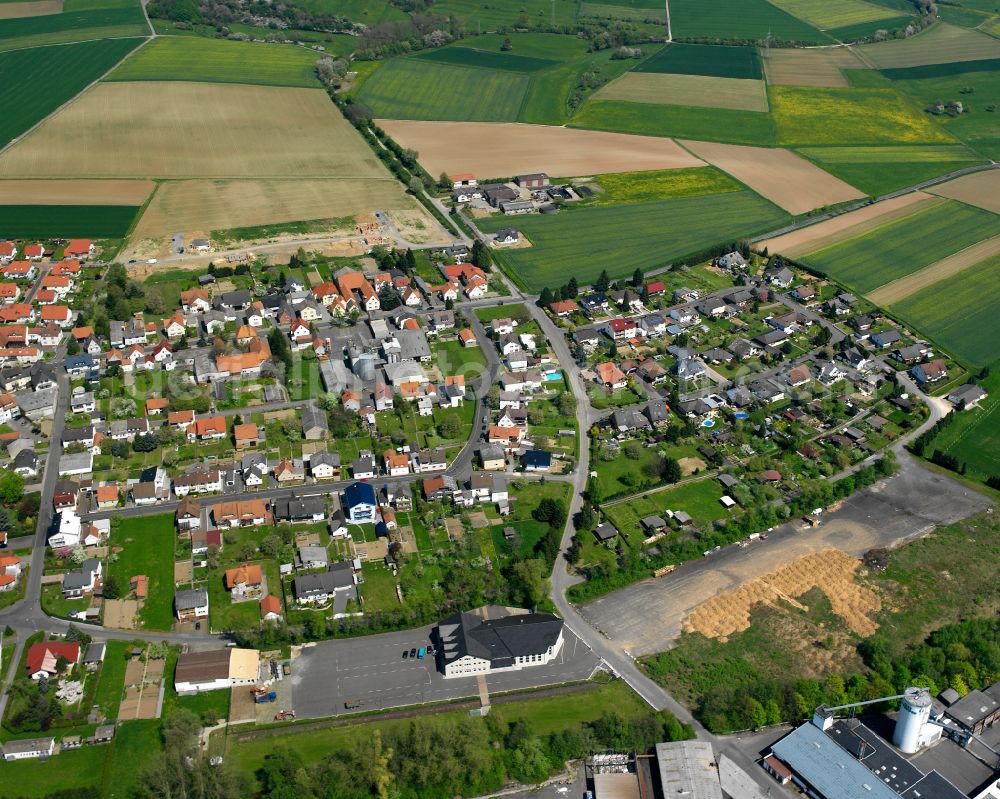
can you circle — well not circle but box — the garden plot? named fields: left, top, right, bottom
left=680, top=139, right=864, bottom=214
left=927, top=168, right=1000, bottom=214
left=380, top=119, right=704, bottom=178
left=595, top=73, right=769, bottom=112
left=762, top=47, right=867, bottom=87
left=858, top=22, right=1000, bottom=68
left=758, top=191, right=939, bottom=257
left=0, top=82, right=389, bottom=179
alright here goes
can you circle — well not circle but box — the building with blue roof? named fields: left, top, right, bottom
left=343, top=481, right=377, bottom=523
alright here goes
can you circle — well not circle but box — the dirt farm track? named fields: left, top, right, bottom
left=377, top=120, right=706, bottom=178
left=581, top=456, right=991, bottom=657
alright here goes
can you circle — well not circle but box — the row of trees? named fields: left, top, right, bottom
left=256, top=705, right=694, bottom=799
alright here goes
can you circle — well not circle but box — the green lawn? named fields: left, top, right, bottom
left=927, top=373, right=1000, bottom=480
left=103, top=719, right=163, bottom=799
left=603, top=478, right=727, bottom=534
left=108, top=514, right=176, bottom=631
left=0, top=746, right=107, bottom=796
left=800, top=199, right=1000, bottom=294
left=357, top=57, right=530, bottom=121
left=431, top=339, right=487, bottom=375
left=0, top=38, right=144, bottom=148
left=40, top=583, right=91, bottom=620
left=891, top=250, right=1000, bottom=369
left=478, top=191, right=789, bottom=292
left=93, top=641, right=131, bottom=721
left=207, top=558, right=280, bottom=632
left=474, top=303, right=532, bottom=323
left=106, top=36, right=324, bottom=87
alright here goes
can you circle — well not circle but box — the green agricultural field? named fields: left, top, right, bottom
left=108, top=514, right=176, bottom=631
left=429, top=0, right=580, bottom=28
left=795, top=144, right=987, bottom=195
left=634, top=43, right=762, bottom=79
left=767, top=0, right=900, bottom=30
left=889, top=68, right=1000, bottom=159
left=859, top=21, right=1000, bottom=68
left=463, top=32, right=591, bottom=60
left=800, top=199, right=1000, bottom=294
left=580, top=167, right=741, bottom=206
left=478, top=191, right=788, bottom=292
left=0, top=204, right=140, bottom=238
left=519, top=45, right=645, bottom=125
left=357, top=58, right=529, bottom=121
left=0, top=38, right=143, bottom=148
left=891, top=251, right=1000, bottom=369
left=106, top=36, right=323, bottom=87
left=415, top=46, right=557, bottom=72
left=770, top=86, right=957, bottom=145
left=581, top=1, right=666, bottom=21
left=667, top=0, right=830, bottom=42
left=0, top=0, right=147, bottom=50
left=936, top=5, right=993, bottom=27
left=882, top=57, right=1000, bottom=79
left=926, top=372, right=1000, bottom=479
left=571, top=100, right=776, bottom=145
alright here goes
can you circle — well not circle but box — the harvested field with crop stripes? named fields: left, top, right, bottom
left=926, top=168, right=1000, bottom=214
left=767, top=0, right=899, bottom=30
left=378, top=120, right=705, bottom=179
left=0, top=0, right=62, bottom=19
left=762, top=47, right=866, bottom=87
left=0, top=82, right=390, bottom=179
left=0, top=179, right=153, bottom=205
left=867, top=234, right=1000, bottom=306
left=679, top=139, right=864, bottom=214
left=757, top=191, right=940, bottom=258
left=595, top=73, right=769, bottom=112
left=858, top=22, right=1000, bottom=68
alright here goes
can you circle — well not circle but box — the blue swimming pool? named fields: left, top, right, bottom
left=545, top=372, right=563, bottom=381
left=701, top=419, right=715, bottom=428
left=734, top=412, right=749, bottom=420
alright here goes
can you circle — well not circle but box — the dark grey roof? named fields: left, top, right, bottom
left=274, top=496, right=325, bottom=521
left=438, top=609, right=562, bottom=669
left=594, top=522, right=618, bottom=542
left=944, top=688, right=999, bottom=728
left=293, top=563, right=354, bottom=599
left=175, top=588, right=208, bottom=609
left=301, top=405, right=328, bottom=433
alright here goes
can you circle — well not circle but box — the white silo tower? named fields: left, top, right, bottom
left=894, top=687, right=932, bottom=754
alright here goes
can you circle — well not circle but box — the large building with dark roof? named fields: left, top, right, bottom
left=436, top=605, right=563, bottom=679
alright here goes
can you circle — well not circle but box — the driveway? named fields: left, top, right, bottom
left=291, top=625, right=600, bottom=719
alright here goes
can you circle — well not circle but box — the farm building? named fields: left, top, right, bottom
left=174, top=648, right=260, bottom=694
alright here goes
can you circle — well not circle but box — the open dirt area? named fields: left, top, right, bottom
left=684, top=549, right=881, bottom=641
left=377, top=120, right=705, bottom=179
left=595, top=73, right=768, bottom=113
left=0, top=82, right=390, bottom=179
left=758, top=191, right=939, bottom=258
left=927, top=169, right=1000, bottom=215
left=867, top=234, right=1000, bottom=306
left=0, top=0, right=61, bottom=18
left=123, top=178, right=433, bottom=260
left=103, top=598, right=139, bottom=630
left=119, top=657, right=164, bottom=720
left=678, top=140, right=865, bottom=215
left=678, top=456, right=706, bottom=476
left=0, top=178, right=154, bottom=205
left=581, top=454, right=991, bottom=656
left=763, top=47, right=867, bottom=88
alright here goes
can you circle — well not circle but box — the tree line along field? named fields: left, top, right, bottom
left=106, top=36, right=325, bottom=87
left=0, top=37, right=143, bottom=149
left=635, top=43, right=763, bottom=80
left=477, top=190, right=789, bottom=292
left=0, top=0, right=147, bottom=50
left=357, top=58, right=530, bottom=121
left=0, top=204, right=141, bottom=238
left=429, top=0, right=581, bottom=28
left=799, top=199, right=1000, bottom=294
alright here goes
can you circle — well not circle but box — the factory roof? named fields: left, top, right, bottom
left=654, top=741, right=722, bottom=799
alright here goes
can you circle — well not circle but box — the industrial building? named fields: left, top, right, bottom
left=173, top=648, right=260, bottom=694
left=763, top=686, right=1000, bottom=799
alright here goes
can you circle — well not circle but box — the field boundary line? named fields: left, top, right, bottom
left=866, top=233, right=1000, bottom=306
left=0, top=35, right=150, bottom=158
left=0, top=32, right=146, bottom=56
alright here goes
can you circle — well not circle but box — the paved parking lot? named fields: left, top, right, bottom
left=291, top=625, right=601, bottom=719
